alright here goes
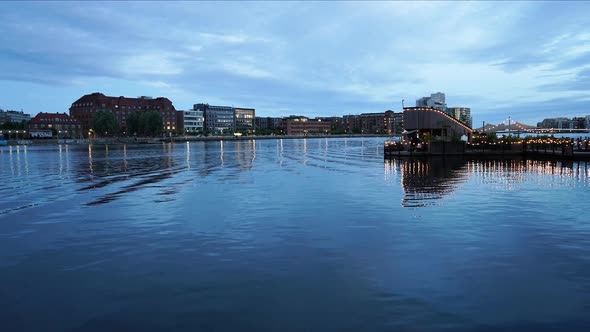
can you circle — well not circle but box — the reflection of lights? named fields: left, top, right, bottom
left=303, top=138, right=307, bottom=165
left=389, top=158, right=590, bottom=208
left=58, top=144, right=63, bottom=175
left=186, top=141, right=190, bottom=167
left=220, top=140, right=224, bottom=164
left=88, top=144, right=93, bottom=174
left=121, top=144, right=127, bottom=172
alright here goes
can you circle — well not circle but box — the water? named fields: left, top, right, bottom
left=1, top=138, right=589, bottom=331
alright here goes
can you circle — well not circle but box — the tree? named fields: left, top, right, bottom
left=125, top=110, right=163, bottom=137
left=126, top=110, right=143, bottom=136
left=0, top=120, right=27, bottom=130
left=144, top=111, right=163, bottom=136
left=92, top=110, right=119, bottom=136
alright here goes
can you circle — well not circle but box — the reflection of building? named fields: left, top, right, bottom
left=0, top=109, right=31, bottom=124
left=447, top=107, right=472, bottom=128
left=70, top=92, right=177, bottom=135
left=403, top=107, right=473, bottom=140
left=282, top=116, right=332, bottom=135
left=235, top=108, right=255, bottom=133
left=387, top=158, right=586, bottom=208
left=29, top=112, right=82, bottom=138
left=386, top=157, right=466, bottom=207
left=232, top=140, right=255, bottom=170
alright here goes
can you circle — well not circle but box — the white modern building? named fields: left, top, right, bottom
left=0, top=109, right=31, bottom=124
left=183, top=109, right=204, bottom=133
left=416, top=92, right=447, bottom=111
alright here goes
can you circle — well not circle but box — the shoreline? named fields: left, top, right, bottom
left=2, top=134, right=392, bottom=146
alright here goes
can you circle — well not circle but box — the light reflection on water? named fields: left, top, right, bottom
left=1, top=138, right=590, bottom=331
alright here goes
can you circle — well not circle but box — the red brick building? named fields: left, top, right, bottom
left=69, top=92, right=177, bottom=136
left=29, top=112, right=82, bottom=138
left=282, top=116, right=332, bottom=135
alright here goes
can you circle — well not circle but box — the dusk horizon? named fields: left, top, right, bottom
left=2, top=1, right=590, bottom=126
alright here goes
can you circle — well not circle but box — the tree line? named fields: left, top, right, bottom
left=92, top=110, right=164, bottom=137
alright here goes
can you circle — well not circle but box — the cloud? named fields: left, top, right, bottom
left=118, top=53, right=186, bottom=76
left=1, top=1, right=590, bottom=124
left=222, top=62, right=274, bottom=79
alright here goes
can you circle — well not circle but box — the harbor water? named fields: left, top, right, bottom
left=1, top=138, right=589, bottom=331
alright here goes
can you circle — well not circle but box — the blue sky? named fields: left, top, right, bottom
left=1, top=1, right=590, bottom=126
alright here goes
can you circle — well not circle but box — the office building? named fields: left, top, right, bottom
left=235, top=108, right=255, bottom=133
left=416, top=92, right=447, bottom=111
left=0, top=109, right=31, bottom=124
left=194, top=104, right=235, bottom=133
left=255, top=117, right=283, bottom=132
left=180, top=109, right=205, bottom=133
left=447, top=107, right=472, bottom=128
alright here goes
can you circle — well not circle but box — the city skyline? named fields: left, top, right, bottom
left=1, top=2, right=590, bottom=126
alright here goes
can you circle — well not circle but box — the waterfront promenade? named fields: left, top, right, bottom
left=1, top=134, right=391, bottom=146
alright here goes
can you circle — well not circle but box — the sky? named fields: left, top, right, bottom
left=1, top=1, right=590, bottom=127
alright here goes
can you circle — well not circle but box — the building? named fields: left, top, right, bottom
left=235, top=108, right=255, bottom=133
left=392, top=112, right=404, bottom=134
left=255, top=117, right=283, bottom=132
left=358, top=110, right=403, bottom=135
left=403, top=107, right=472, bottom=140
left=343, top=114, right=361, bottom=133
left=194, top=104, right=235, bottom=133
left=181, top=109, right=205, bottom=133
left=176, top=111, right=184, bottom=132
left=29, top=112, right=82, bottom=138
left=537, top=117, right=570, bottom=129
left=571, top=117, right=586, bottom=129
left=416, top=92, right=447, bottom=111
left=69, top=92, right=177, bottom=135
left=447, top=107, right=472, bottom=128
left=194, top=104, right=256, bottom=134
left=282, top=116, right=332, bottom=135
left=0, top=109, right=31, bottom=124
left=317, top=116, right=345, bottom=133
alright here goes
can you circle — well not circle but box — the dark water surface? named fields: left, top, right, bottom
left=1, top=138, right=589, bottom=331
